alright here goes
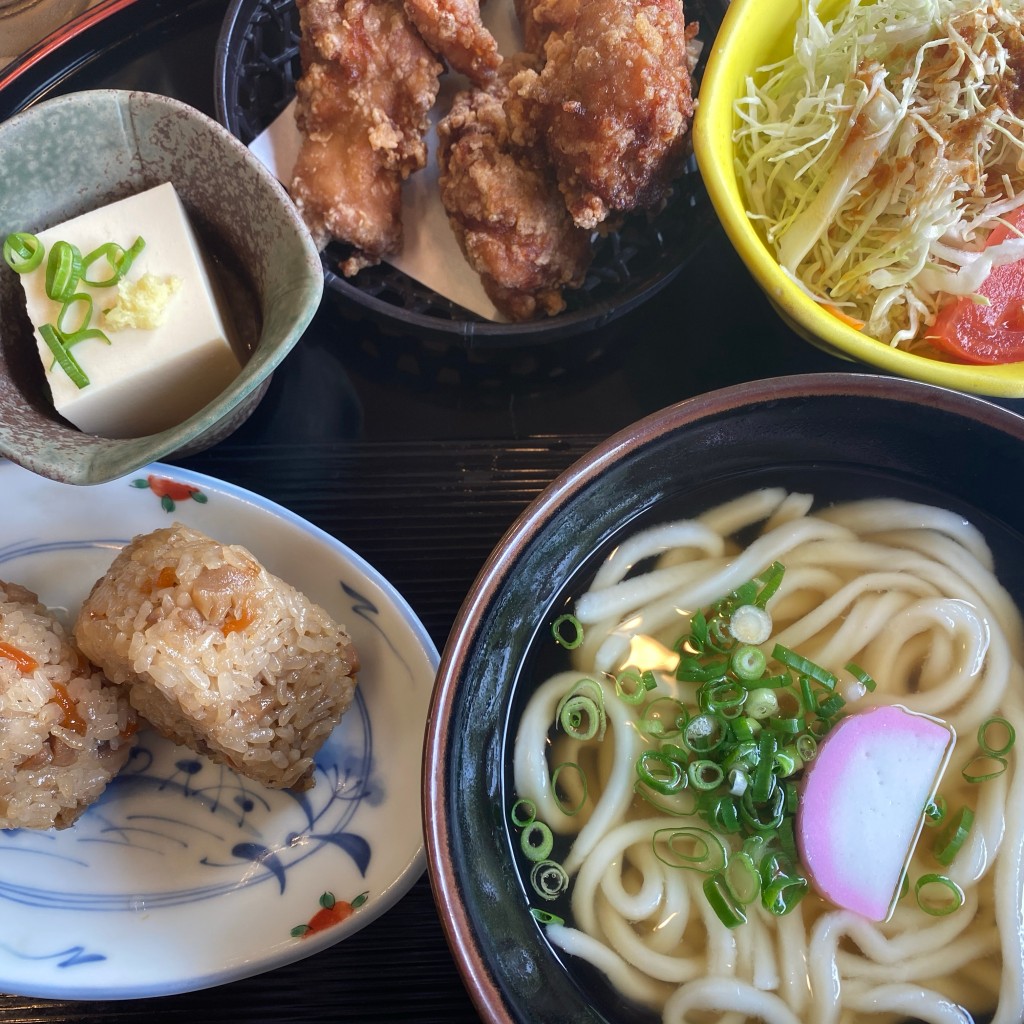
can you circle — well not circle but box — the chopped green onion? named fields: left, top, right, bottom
left=752, top=731, right=778, bottom=802
left=530, top=908, right=564, bottom=925
left=614, top=667, right=656, bottom=704
left=38, top=324, right=88, bottom=388
left=56, top=292, right=93, bottom=336
left=773, top=745, right=801, bottom=778
left=798, top=675, right=819, bottom=712
left=700, top=679, right=747, bottom=718
left=44, top=240, right=83, bottom=301
left=978, top=717, right=1016, bottom=758
left=683, top=712, right=727, bottom=754
left=923, top=795, right=947, bottom=828
left=845, top=662, right=877, bottom=692
left=731, top=716, right=758, bottom=742
left=730, top=644, right=767, bottom=681
left=687, top=609, right=709, bottom=652
left=521, top=820, right=553, bottom=862
left=817, top=693, right=846, bottom=720
left=915, top=873, right=965, bottom=916
left=654, top=826, right=727, bottom=873
left=530, top=859, right=568, bottom=901
left=633, top=777, right=699, bottom=816
left=725, top=580, right=759, bottom=611
left=3, top=231, right=43, bottom=274
left=721, top=739, right=759, bottom=775
left=703, top=872, right=747, bottom=927
left=676, top=655, right=728, bottom=684
left=724, top=851, right=761, bottom=905
left=63, top=326, right=111, bottom=349
left=701, top=792, right=741, bottom=832
left=640, top=697, right=687, bottom=738
left=761, top=870, right=808, bottom=916
left=740, top=784, right=785, bottom=833
left=961, top=754, right=1008, bottom=784
left=772, top=644, right=837, bottom=689
left=81, top=236, right=145, bottom=286
left=556, top=679, right=605, bottom=741
left=727, top=767, right=749, bottom=797
left=551, top=613, right=583, bottom=649
left=636, top=749, right=687, bottom=795
left=745, top=687, right=779, bottom=720
left=707, top=616, right=737, bottom=653
left=551, top=762, right=587, bottom=816
left=783, top=781, right=799, bottom=815
left=753, top=562, right=786, bottom=607
left=687, top=759, right=725, bottom=791
left=729, top=605, right=772, bottom=646
left=758, top=851, right=808, bottom=916
left=933, top=806, right=974, bottom=866
left=795, top=733, right=817, bottom=762
left=768, top=715, right=806, bottom=736
left=510, top=798, right=536, bottom=828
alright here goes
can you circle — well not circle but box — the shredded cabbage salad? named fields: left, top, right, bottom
left=735, top=0, right=1024, bottom=349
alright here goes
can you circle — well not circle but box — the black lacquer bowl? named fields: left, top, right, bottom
left=423, top=372, right=1024, bottom=1024
left=214, top=0, right=725, bottom=376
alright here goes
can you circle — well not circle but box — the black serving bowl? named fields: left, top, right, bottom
left=423, top=372, right=1024, bottom=1024
left=213, top=0, right=725, bottom=373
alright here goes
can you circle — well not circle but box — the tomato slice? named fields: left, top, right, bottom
left=928, top=207, right=1024, bottom=364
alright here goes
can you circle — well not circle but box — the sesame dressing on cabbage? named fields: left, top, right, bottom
left=734, top=0, right=1024, bottom=350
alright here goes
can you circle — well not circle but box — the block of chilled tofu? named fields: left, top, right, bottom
left=17, top=182, right=243, bottom=438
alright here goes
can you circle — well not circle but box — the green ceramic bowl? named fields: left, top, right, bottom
left=0, top=89, right=323, bottom=484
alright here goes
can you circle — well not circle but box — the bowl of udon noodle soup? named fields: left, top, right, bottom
left=423, top=372, right=1024, bottom=1024
left=693, top=0, right=1024, bottom=400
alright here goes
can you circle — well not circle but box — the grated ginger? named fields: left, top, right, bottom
left=103, top=273, right=182, bottom=331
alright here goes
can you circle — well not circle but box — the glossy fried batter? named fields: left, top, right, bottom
left=402, top=0, right=501, bottom=84
left=513, top=0, right=576, bottom=54
left=437, top=63, right=593, bottom=320
left=507, top=0, right=697, bottom=230
left=291, top=0, right=443, bottom=274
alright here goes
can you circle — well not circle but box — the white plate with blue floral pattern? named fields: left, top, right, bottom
left=0, top=460, right=439, bottom=998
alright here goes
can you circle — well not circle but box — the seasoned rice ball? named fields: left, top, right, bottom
left=74, top=524, right=359, bottom=791
left=0, top=579, right=137, bottom=830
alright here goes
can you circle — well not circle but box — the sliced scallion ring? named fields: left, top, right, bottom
left=38, top=323, right=88, bottom=389
left=81, top=236, right=146, bottom=287
left=961, top=754, right=1008, bottom=784
left=550, top=762, right=588, bottom=816
left=978, top=716, right=1015, bottom=758
left=3, top=231, right=44, bottom=274
left=551, top=613, right=583, bottom=650
left=520, top=820, right=554, bottom=862
left=915, top=873, right=965, bottom=916
left=44, top=240, right=83, bottom=301
left=772, top=644, right=837, bottom=690
left=56, top=292, right=93, bottom=336
left=529, top=908, right=564, bottom=926
left=636, top=749, right=687, bottom=795
left=509, top=798, right=536, bottom=829
left=654, top=825, right=727, bottom=873
left=933, top=805, right=974, bottom=866
left=703, top=872, right=747, bottom=927
left=529, top=859, right=568, bottom=901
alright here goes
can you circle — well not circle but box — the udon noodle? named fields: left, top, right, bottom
left=512, top=488, right=1024, bottom=1024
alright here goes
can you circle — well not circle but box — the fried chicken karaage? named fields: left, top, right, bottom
left=437, top=62, right=593, bottom=320
left=291, top=0, right=443, bottom=274
left=513, top=0, right=575, bottom=54
left=507, top=0, right=697, bottom=230
left=402, top=0, right=501, bottom=84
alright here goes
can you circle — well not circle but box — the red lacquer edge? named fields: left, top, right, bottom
left=0, top=0, right=140, bottom=98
